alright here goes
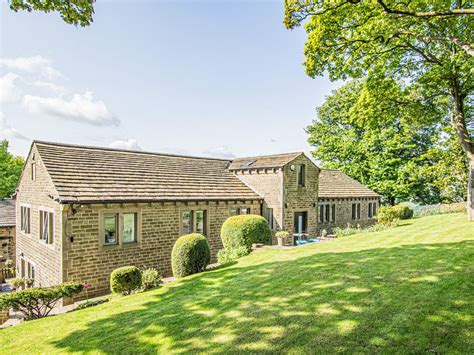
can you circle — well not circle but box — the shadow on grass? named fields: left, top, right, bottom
left=53, top=241, right=474, bottom=353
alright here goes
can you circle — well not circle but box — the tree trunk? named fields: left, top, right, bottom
left=451, top=86, right=474, bottom=220
left=469, top=160, right=474, bottom=220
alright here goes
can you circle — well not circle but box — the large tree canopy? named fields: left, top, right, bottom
left=309, top=79, right=467, bottom=205
left=285, top=0, right=474, bottom=218
left=0, top=140, right=25, bottom=199
left=8, top=0, right=95, bottom=26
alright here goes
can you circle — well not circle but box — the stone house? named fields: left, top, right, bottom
left=15, top=141, right=379, bottom=299
left=317, top=169, right=380, bottom=234
left=0, top=199, right=16, bottom=266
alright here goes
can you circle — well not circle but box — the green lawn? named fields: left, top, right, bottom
left=1, top=213, right=473, bottom=353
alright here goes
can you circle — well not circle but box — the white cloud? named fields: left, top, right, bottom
left=0, top=55, right=62, bottom=80
left=32, top=80, right=65, bottom=95
left=22, top=91, right=119, bottom=126
left=202, top=146, right=236, bottom=159
left=0, top=73, right=22, bottom=103
left=0, top=113, right=28, bottom=140
left=109, top=139, right=142, bottom=151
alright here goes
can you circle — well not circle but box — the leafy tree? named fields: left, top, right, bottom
left=8, top=0, right=95, bottom=27
left=308, top=79, right=467, bottom=205
left=0, top=140, right=24, bottom=199
left=284, top=0, right=474, bottom=218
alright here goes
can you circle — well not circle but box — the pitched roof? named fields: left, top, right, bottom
left=34, top=141, right=262, bottom=204
left=319, top=169, right=380, bottom=198
left=0, top=199, right=15, bottom=227
left=228, top=152, right=303, bottom=170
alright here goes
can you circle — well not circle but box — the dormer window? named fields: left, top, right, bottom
left=297, top=164, right=306, bottom=187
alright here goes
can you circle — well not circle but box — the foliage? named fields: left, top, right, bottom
left=307, top=80, right=468, bottom=205
left=333, top=221, right=397, bottom=238
left=284, top=0, right=473, bottom=215
left=8, top=0, right=95, bottom=27
left=7, top=277, right=25, bottom=290
left=0, top=214, right=472, bottom=353
left=217, top=245, right=249, bottom=265
left=110, top=266, right=142, bottom=296
left=141, top=268, right=162, bottom=291
left=171, top=234, right=211, bottom=278
left=5, top=259, right=13, bottom=269
left=275, top=231, right=290, bottom=239
left=415, top=202, right=466, bottom=218
left=25, top=278, right=35, bottom=288
left=0, top=282, right=83, bottom=320
left=0, top=140, right=24, bottom=199
left=220, top=214, right=272, bottom=252
left=377, top=205, right=414, bottom=224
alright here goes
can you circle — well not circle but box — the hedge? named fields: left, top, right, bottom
left=376, top=205, right=414, bottom=224
left=110, top=266, right=142, bottom=295
left=220, top=214, right=272, bottom=252
left=0, top=282, right=83, bottom=320
left=172, top=234, right=210, bottom=278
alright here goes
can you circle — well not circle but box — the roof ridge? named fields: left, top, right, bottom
left=233, top=152, right=303, bottom=161
left=33, top=140, right=232, bottom=162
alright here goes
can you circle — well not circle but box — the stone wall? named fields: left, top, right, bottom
left=317, top=197, right=380, bottom=235
left=0, top=226, right=15, bottom=264
left=234, top=169, right=283, bottom=231
left=63, top=200, right=261, bottom=299
left=282, top=155, right=320, bottom=243
left=15, top=145, right=63, bottom=287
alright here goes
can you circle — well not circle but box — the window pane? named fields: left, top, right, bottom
left=240, top=208, right=250, bottom=215
left=104, top=214, right=118, bottom=245
left=357, top=203, right=361, bottom=219
left=325, top=204, right=330, bottom=222
left=182, top=211, right=192, bottom=234
left=331, top=204, right=336, bottom=222
left=123, top=213, right=137, bottom=243
left=230, top=208, right=239, bottom=216
left=319, top=205, right=324, bottom=223
left=195, top=210, right=205, bottom=234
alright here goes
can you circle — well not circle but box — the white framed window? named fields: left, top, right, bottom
left=319, top=204, right=336, bottom=223
left=104, top=213, right=119, bottom=245
left=20, top=206, right=31, bottom=234
left=122, top=213, right=137, bottom=243
left=181, top=210, right=207, bottom=235
left=230, top=207, right=251, bottom=216
left=39, top=210, right=54, bottom=244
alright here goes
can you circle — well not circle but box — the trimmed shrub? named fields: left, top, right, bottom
left=0, top=282, right=83, bottom=320
left=172, top=234, right=211, bottom=278
left=220, top=214, right=272, bottom=252
left=376, top=205, right=413, bottom=224
left=141, top=268, right=162, bottom=291
left=217, top=245, right=249, bottom=265
left=110, top=266, right=142, bottom=295
left=275, top=231, right=290, bottom=239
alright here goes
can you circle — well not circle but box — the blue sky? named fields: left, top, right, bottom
left=0, top=0, right=340, bottom=158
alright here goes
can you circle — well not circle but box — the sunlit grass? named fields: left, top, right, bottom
left=1, top=213, right=473, bottom=353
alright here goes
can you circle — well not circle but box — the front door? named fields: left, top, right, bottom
left=294, top=211, right=308, bottom=234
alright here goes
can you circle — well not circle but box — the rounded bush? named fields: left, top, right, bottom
left=275, top=231, right=290, bottom=239
left=172, top=234, right=211, bottom=278
left=376, top=205, right=414, bottom=224
left=220, top=214, right=272, bottom=252
left=141, top=268, right=162, bottom=291
left=110, top=266, right=142, bottom=295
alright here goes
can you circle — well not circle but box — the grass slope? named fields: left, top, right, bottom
left=1, top=213, right=473, bottom=353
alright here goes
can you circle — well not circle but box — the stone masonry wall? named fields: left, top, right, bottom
left=282, top=155, right=320, bottom=243
left=63, top=200, right=261, bottom=299
left=317, top=197, right=380, bottom=235
left=16, top=145, right=63, bottom=287
left=0, top=226, right=15, bottom=264
left=233, top=169, right=283, bottom=231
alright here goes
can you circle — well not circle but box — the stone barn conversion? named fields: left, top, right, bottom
left=15, top=141, right=379, bottom=299
left=317, top=169, right=380, bottom=234
left=0, top=199, right=16, bottom=266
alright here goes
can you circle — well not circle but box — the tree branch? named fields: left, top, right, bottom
left=376, top=0, right=474, bottom=18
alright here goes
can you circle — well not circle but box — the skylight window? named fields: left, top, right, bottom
left=241, top=159, right=257, bottom=168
